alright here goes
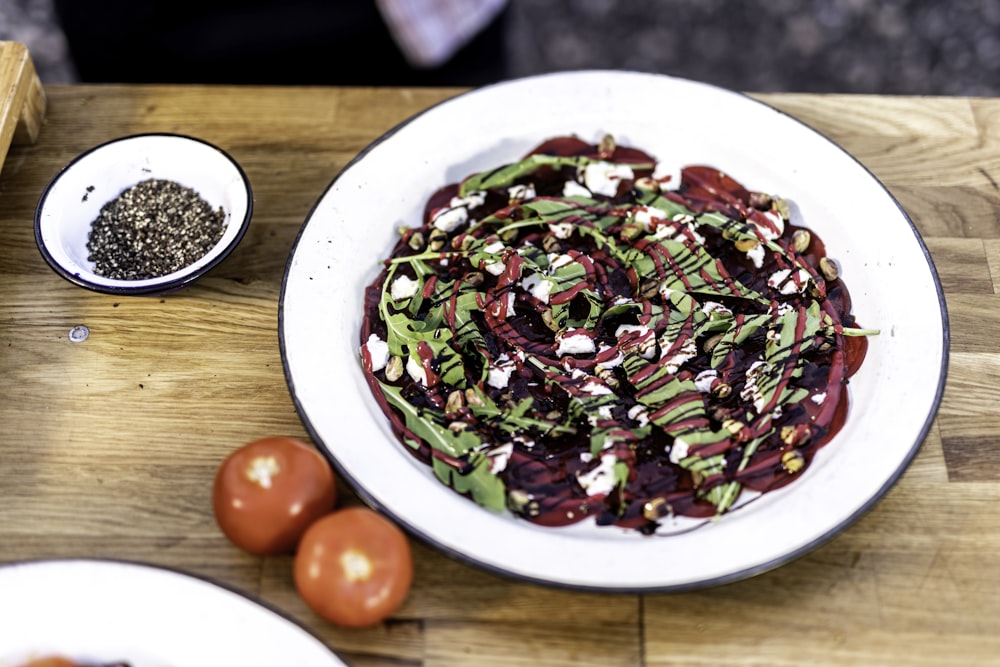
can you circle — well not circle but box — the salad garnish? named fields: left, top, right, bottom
left=360, top=134, right=877, bottom=534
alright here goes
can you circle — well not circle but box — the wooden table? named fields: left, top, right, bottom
left=0, top=84, right=996, bottom=666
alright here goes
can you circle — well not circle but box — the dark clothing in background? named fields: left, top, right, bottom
left=53, top=0, right=509, bottom=86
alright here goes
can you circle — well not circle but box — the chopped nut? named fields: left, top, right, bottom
left=642, top=497, right=671, bottom=521
left=734, top=237, right=759, bottom=253
left=819, top=256, right=839, bottom=281
left=704, top=333, right=726, bottom=354
left=598, top=133, right=616, bottom=158
left=446, top=389, right=464, bottom=414
left=464, top=271, right=485, bottom=287
left=407, top=230, right=425, bottom=251
left=749, top=192, right=772, bottom=210
left=792, top=229, right=811, bottom=254
left=620, top=223, right=644, bottom=240
left=542, top=234, right=562, bottom=253
left=541, top=308, right=560, bottom=332
left=711, top=382, right=732, bottom=399
left=464, top=388, right=485, bottom=407
left=639, top=278, right=660, bottom=300
left=448, top=421, right=469, bottom=433
left=722, top=418, right=744, bottom=435
left=428, top=227, right=448, bottom=251
left=384, top=356, right=404, bottom=382
left=781, top=449, right=806, bottom=474
left=635, top=176, right=660, bottom=192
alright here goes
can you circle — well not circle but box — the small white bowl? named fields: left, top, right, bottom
left=35, top=133, right=253, bottom=295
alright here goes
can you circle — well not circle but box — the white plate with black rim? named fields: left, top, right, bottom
left=0, top=559, right=348, bottom=667
left=279, top=70, right=948, bottom=592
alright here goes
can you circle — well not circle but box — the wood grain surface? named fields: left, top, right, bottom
left=1, top=84, right=996, bottom=666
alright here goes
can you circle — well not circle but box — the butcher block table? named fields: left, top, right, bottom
left=0, top=82, right=996, bottom=666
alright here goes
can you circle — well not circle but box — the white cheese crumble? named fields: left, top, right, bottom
left=390, top=275, right=419, bottom=300
left=694, top=369, right=718, bottom=393
left=652, top=161, right=682, bottom=190
left=363, top=334, right=389, bottom=372
left=548, top=221, right=575, bottom=239
left=580, top=161, right=633, bottom=197
left=576, top=453, right=619, bottom=497
left=669, top=437, right=690, bottom=465
left=754, top=208, right=785, bottom=240
left=746, top=242, right=766, bottom=268
left=507, top=183, right=535, bottom=202
left=481, top=240, right=508, bottom=276
left=487, top=442, right=514, bottom=474
left=520, top=272, right=554, bottom=303
left=431, top=205, right=469, bottom=232
left=740, top=360, right=771, bottom=413
left=661, top=336, right=699, bottom=374
left=556, top=330, right=596, bottom=356
left=767, top=267, right=811, bottom=295
left=616, top=324, right=656, bottom=359
left=628, top=404, right=650, bottom=427
left=562, top=180, right=592, bottom=198
left=811, top=391, right=828, bottom=405
left=631, top=206, right=667, bottom=231
left=487, top=353, right=517, bottom=389
left=406, top=355, right=428, bottom=386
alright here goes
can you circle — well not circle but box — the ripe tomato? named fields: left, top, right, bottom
left=294, top=507, right=413, bottom=628
left=213, top=436, right=337, bottom=555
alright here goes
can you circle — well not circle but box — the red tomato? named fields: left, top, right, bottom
left=213, top=436, right=337, bottom=555
left=294, top=507, right=413, bottom=628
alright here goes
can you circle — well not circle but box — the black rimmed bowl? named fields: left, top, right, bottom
left=34, top=133, right=253, bottom=296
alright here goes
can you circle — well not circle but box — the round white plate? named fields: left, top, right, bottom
left=280, top=70, right=948, bottom=591
left=0, top=559, right=347, bottom=667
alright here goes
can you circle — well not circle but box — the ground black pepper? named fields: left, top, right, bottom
left=86, top=178, right=227, bottom=280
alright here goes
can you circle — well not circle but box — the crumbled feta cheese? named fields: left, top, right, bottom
left=487, top=353, right=516, bottom=389
left=702, top=301, right=732, bottom=318
left=556, top=331, right=596, bottom=356
left=581, top=161, right=634, bottom=197
left=753, top=208, right=785, bottom=240
left=767, top=267, right=811, bottom=295
left=521, top=272, right=554, bottom=303
left=576, top=453, right=618, bottom=497
left=563, top=180, right=592, bottom=198
left=628, top=404, right=650, bottom=427
left=508, top=183, right=536, bottom=202
left=694, top=369, right=718, bottom=393
left=432, top=205, right=469, bottom=232
left=740, top=360, right=771, bottom=413
left=596, top=344, right=624, bottom=368
left=548, top=221, right=575, bottom=239
left=453, top=190, right=486, bottom=209
left=487, top=442, right=514, bottom=474
left=390, top=275, right=419, bottom=300
left=616, top=324, right=656, bottom=359
left=746, top=242, right=766, bottom=268
left=363, top=334, right=389, bottom=372
left=482, top=240, right=507, bottom=276
left=661, top=336, right=698, bottom=373
left=631, top=206, right=667, bottom=230
left=669, top=437, right=690, bottom=464
left=406, top=355, right=428, bottom=386
left=547, top=252, right=574, bottom=270
left=652, top=161, right=682, bottom=190
left=811, top=391, right=828, bottom=405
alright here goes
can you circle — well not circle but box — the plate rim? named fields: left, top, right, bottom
left=0, top=556, right=348, bottom=664
left=278, top=69, right=950, bottom=592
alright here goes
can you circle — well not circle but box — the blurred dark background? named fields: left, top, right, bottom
left=2, top=0, right=999, bottom=95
